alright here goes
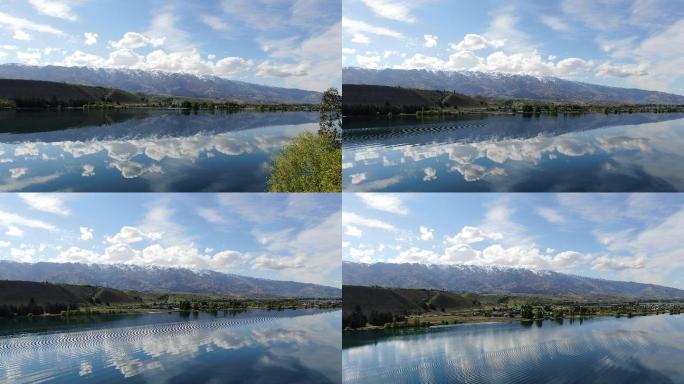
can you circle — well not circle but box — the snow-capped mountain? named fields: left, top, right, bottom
left=0, top=64, right=322, bottom=104
left=0, top=261, right=340, bottom=298
left=342, top=262, right=684, bottom=299
left=343, top=67, right=684, bottom=104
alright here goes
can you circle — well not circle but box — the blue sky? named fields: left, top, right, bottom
left=0, top=193, right=341, bottom=287
left=0, top=0, right=341, bottom=91
left=343, top=193, right=684, bottom=289
left=343, top=0, right=684, bottom=94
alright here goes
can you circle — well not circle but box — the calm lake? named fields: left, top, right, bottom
left=0, top=309, right=341, bottom=383
left=342, top=314, right=684, bottom=383
left=0, top=110, right=318, bottom=192
left=343, top=113, right=684, bottom=192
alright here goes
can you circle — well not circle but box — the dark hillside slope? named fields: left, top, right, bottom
left=343, top=285, right=486, bottom=317
left=0, top=280, right=140, bottom=306
left=0, top=78, right=143, bottom=107
left=343, top=84, right=488, bottom=114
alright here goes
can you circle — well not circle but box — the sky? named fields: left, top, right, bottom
left=0, top=0, right=341, bottom=91
left=343, top=193, right=684, bottom=289
left=342, top=0, right=684, bottom=94
left=0, top=193, right=342, bottom=287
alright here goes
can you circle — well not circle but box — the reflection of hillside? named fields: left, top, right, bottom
left=0, top=111, right=319, bottom=142
left=343, top=113, right=684, bottom=147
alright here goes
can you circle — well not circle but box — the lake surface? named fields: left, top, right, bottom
left=343, top=113, right=684, bottom=191
left=342, top=314, right=684, bottom=383
left=0, top=110, right=318, bottom=192
left=0, top=309, right=341, bottom=383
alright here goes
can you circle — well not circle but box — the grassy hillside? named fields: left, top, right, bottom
left=0, top=280, right=141, bottom=317
left=0, top=78, right=144, bottom=108
left=342, top=84, right=490, bottom=115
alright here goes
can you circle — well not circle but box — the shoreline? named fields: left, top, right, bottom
left=344, top=311, right=680, bottom=332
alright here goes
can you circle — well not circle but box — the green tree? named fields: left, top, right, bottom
left=520, top=304, right=534, bottom=319
left=319, top=88, right=342, bottom=141
left=267, top=88, right=342, bottom=192
left=267, top=132, right=341, bottom=192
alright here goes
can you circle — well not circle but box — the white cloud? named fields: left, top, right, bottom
left=561, top=0, right=622, bottom=31
left=423, top=167, right=437, bottom=181
left=592, top=255, right=646, bottom=271
left=419, top=226, right=433, bottom=240
left=0, top=210, right=56, bottom=231
left=251, top=254, right=305, bottom=270
left=342, top=211, right=397, bottom=232
left=5, top=226, right=24, bottom=237
left=343, top=17, right=403, bottom=39
left=351, top=32, right=370, bottom=44
left=12, top=30, right=31, bottom=41
left=104, top=243, right=140, bottom=263
left=536, top=207, right=566, bottom=224
left=360, top=0, right=415, bottom=23
left=344, top=225, right=363, bottom=237
left=106, top=226, right=162, bottom=244
left=450, top=33, right=504, bottom=51
left=0, top=11, right=64, bottom=36
left=596, top=62, right=649, bottom=78
left=52, top=246, right=99, bottom=263
left=60, top=50, right=105, bottom=67
left=424, top=34, right=438, bottom=47
left=200, top=15, right=231, bottom=31
left=255, top=61, right=306, bottom=78
left=443, top=244, right=479, bottom=264
left=109, top=32, right=165, bottom=49
left=257, top=21, right=340, bottom=90
left=540, top=15, right=571, bottom=32
left=347, top=247, right=376, bottom=263
left=392, top=49, right=593, bottom=78
left=9, top=168, right=28, bottom=178
left=84, top=32, right=97, bottom=45
left=355, top=53, right=380, bottom=69
left=215, top=57, right=255, bottom=76
left=357, top=193, right=408, bottom=215
left=196, top=207, right=225, bottom=224
left=80, top=226, right=94, bottom=241
left=447, top=225, right=502, bottom=245
left=388, top=247, right=450, bottom=264
left=28, top=0, right=78, bottom=21
left=58, top=48, right=255, bottom=79
left=17, top=50, right=41, bottom=65
left=484, top=6, right=531, bottom=53
left=10, top=247, right=35, bottom=262
left=18, top=193, right=69, bottom=215
left=81, top=164, right=95, bottom=176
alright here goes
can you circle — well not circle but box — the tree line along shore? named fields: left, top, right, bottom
left=342, top=84, right=684, bottom=117
left=342, top=285, right=684, bottom=330
left=0, top=280, right=341, bottom=319
left=0, top=78, right=319, bottom=111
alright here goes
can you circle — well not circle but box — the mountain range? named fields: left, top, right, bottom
left=0, top=63, right=322, bottom=104
left=0, top=261, right=341, bottom=298
left=343, top=67, right=684, bottom=105
left=343, top=262, right=684, bottom=299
